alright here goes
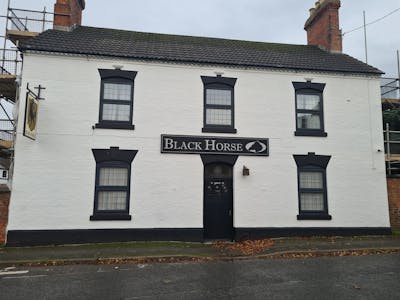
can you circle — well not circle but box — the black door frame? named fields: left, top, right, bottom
left=201, top=155, right=238, bottom=240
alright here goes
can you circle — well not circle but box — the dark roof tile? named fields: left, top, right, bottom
left=20, top=26, right=382, bottom=75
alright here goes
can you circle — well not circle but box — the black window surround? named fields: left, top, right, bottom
left=293, top=81, right=327, bottom=137
left=201, top=75, right=237, bottom=134
left=95, top=69, right=137, bottom=130
left=293, top=152, right=332, bottom=220
left=90, top=147, right=138, bottom=221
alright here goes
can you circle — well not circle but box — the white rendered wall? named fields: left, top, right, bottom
left=7, top=53, right=390, bottom=230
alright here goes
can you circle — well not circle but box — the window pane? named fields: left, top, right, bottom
left=103, top=83, right=131, bottom=101
left=299, top=172, right=323, bottom=189
left=297, top=94, right=320, bottom=110
left=102, top=104, right=130, bottom=121
left=97, top=191, right=127, bottom=211
left=300, top=193, right=324, bottom=211
left=205, top=164, right=232, bottom=178
left=99, top=168, right=128, bottom=186
left=206, top=89, right=232, bottom=105
left=297, top=113, right=321, bottom=129
left=206, top=109, right=232, bottom=125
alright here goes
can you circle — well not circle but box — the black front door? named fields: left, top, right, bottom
left=204, top=163, right=233, bottom=240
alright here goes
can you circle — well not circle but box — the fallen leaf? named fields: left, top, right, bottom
left=212, top=239, right=274, bottom=255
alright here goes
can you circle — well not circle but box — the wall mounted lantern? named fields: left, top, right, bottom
left=242, top=166, right=250, bottom=176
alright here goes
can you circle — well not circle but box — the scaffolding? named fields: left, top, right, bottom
left=381, top=77, right=400, bottom=99
left=1, top=1, right=59, bottom=77
left=381, top=50, right=400, bottom=176
left=384, top=123, right=400, bottom=176
left=0, top=0, right=60, bottom=185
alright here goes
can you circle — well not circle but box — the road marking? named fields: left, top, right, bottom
left=3, top=275, right=47, bottom=280
left=0, top=270, right=29, bottom=276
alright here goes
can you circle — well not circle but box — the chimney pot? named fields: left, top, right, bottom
left=309, top=8, right=315, bottom=16
left=315, top=1, right=321, bottom=8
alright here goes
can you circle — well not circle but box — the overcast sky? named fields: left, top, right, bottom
left=1, top=0, right=400, bottom=77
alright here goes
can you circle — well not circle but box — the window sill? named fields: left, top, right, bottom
left=90, top=214, right=132, bottom=221
left=297, top=213, right=332, bottom=220
left=95, top=123, right=135, bottom=130
left=202, top=127, right=237, bottom=134
left=294, top=130, right=327, bottom=137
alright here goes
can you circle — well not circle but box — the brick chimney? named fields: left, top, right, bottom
left=53, top=0, right=85, bottom=31
left=304, top=0, right=342, bottom=52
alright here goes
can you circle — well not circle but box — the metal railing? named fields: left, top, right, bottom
left=381, top=77, right=400, bottom=99
left=0, top=119, right=14, bottom=142
left=0, top=48, right=21, bottom=75
left=384, top=123, right=400, bottom=176
left=1, top=4, right=65, bottom=77
left=7, top=7, right=55, bottom=33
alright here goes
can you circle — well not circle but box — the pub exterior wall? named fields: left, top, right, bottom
left=7, top=53, right=390, bottom=231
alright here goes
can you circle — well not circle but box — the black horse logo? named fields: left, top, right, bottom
left=245, top=141, right=267, bottom=153
left=27, top=97, right=38, bottom=131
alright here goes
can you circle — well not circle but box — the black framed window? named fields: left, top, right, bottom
left=293, top=153, right=332, bottom=220
left=293, top=81, right=327, bottom=137
left=95, top=69, right=137, bottom=130
left=91, top=147, right=138, bottom=221
left=201, top=75, right=237, bottom=133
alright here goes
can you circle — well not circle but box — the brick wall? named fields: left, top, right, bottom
left=54, top=0, right=85, bottom=30
left=304, top=0, right=342, bottom=52
left=0, top=191, right=10, bottom=245
left=387, top=178, right=400, bottom=230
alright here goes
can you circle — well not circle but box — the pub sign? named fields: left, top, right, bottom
left=161, top=135, right=269, bottom=156
left=23, top=92, right=39, bottom=140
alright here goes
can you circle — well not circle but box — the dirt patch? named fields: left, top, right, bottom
left=213, top=239, right=275, bottom=255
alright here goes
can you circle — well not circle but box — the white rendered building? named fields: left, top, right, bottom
left=6, top=0, right=391, bottom=246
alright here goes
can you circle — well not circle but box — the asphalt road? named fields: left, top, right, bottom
left=0, top=254, right=399, bottom=299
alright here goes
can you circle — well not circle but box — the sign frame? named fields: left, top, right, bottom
left=161, top=134, right=269, bottom=156
left=23, top=91, right=39, bottom=140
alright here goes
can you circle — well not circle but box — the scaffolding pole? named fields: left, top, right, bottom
left=386, top=123, right=392, bottom=175
left=363, top=11, right=368, bottom=64
left=1, top=0, right=11, bottom=72
left=397, top=50, right=400, bottom=97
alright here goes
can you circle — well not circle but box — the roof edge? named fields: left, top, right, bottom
left=20, top=48, right=384, bottom=76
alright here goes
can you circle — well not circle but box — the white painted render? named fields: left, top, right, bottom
left=7, top=52, right=390, bottom=230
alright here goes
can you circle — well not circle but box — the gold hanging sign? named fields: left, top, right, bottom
left=23, top=84, right=45, bottom=140
left=23, top=92, right=39, bottom=140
